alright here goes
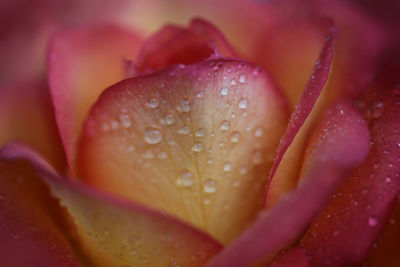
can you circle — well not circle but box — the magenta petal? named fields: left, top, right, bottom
left=265, top=26, right=337, bottom=206
left=1, top=142, right=223, bottom=266
left=268, top=247, right=308, bottom=267
left=300, top=64, right=400, bottom=266
left=205, top=102, right=370, bottom=267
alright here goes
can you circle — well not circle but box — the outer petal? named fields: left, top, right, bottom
left=265, top=27, right=336, bottom=207
left=300, top=64, right=400, bottom=266
left=0, top=161, right=80, bottom=265
left=268, top=247, right=308, bottom=267
left=77, top=59, right=288, bottom=244
left=205, top=102, right=370, bottom=267
left=48, top=24, right=143, bottom=170
left=136, top=18, right=237, bottom=71
left=0, top=80, right=66, bottom=171
left=362, top=197, right=400, bottom=267
left=1, top=142, right=222, bottom=266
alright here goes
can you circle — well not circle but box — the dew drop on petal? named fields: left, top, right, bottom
left=177, top=170, right=194, bottom=187
left=203, top=179, right=217, bottom=193
left=142, top=150, right=154, bottom=159
left=368, top=216, right=378, bottom=227
left=178, top=98, right=191, bottom=112
left=220, top=87, right=229, bottom=96
left=239, top=74, right=246, bottom=84
left=251, top=150, right=263, bottom=165
left=178, top=125, right=190, bottom=135
left=144, top=128, right=162, bottom=144
left=195, top=128, right=205, bottom=137
left=238, top=98, right=248, bottom=109
left=118, top=113, right=132, bottom=128
left=146, top=97, right=159, bottom=108
left=220, top=120, right=231, bottom=131
left=165, top=114, right=175, bottom=125
left=254, top=126, right=263, bottom=137
left=223, top=162, right=232, bottom=172
left=192, top=141, right=204, bottom=152
left=230, top=131, right=241, bottom=143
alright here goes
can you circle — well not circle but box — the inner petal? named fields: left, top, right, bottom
left=77, top=59, right=288, bottom=244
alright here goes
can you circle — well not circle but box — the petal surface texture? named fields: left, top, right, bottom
left=48, top=24, right=143, bottom=169
left=0, top=81, right=66, bottom=171
left=136, top=18, right=236, bottom=71
left=1, top=142, right=223, bottom=266
left=300, top=64, right=400, bottom=266
left=205, top=102, right=370, bottom=267
left=0, top=160, right=80, bottom=265
left=77, top=59, right=288, bottom=244
left=265, top=27, right=336, bottom=207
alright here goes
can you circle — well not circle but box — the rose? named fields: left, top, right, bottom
left=0, top=0, right=399, bottom=266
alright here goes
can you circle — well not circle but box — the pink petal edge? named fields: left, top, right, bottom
left=264, top=25, right=337, bottom=202
left=205, top=101, right=370, bottom=267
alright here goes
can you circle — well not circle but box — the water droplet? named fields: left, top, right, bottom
left=251, top=150, right=263, bottom=165
left=207, top=157, right=213, bottom=164
left=239, top=167, right=247, bottom=175
left=110, top=120, right=119, bottom=130
left=146, top=97, right=159, bottom=108
left=254, top=126, right=263, bottom=137
left=142, top=150, right=154, bottom=159
left=231, top=79, right=237, bottom=85
left=203, top=198, right=211, bottom=205
left=195, top=128, right=205, bottom=137
left=220, top=120, right=231, bottom=131
left=144, top=128, right=162, bottom=144
left=178, top=125, right=190, bottom=135
left=230, top=131, right=241, bottom=143
left=177, top=170, right=194, bottom=187
left=168, top=139, right=176, bottom=146
left=192, top=142, right=204, bottom=152
left=178, top=99, right=191, bottom=112
left=158, top=152, right=168, bottom=159
left=165, top=114, right=175, bottom=125
left=238, top=98, right=248, bottom=109
left=233, top=181, right=240, bottom=188
left=385, top=176, right=392, bottom=183
left=223, top=162, right=232, bottom=172
left=220, top=87, right=229, bottom=96
left=239, top=74, right=246, bottom=83
left=203, top=179, right=217, bottom=193
left=118, top=113, right=132, bottom=128
left=101, top=123, right=109, bottom=132
left=366, top=100, right=385, bottom=119
left=196, top=91, right=204, bottom=98
left=368, top=216, right=378, bottom=227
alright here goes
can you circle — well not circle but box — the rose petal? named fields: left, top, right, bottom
left=1, top=142, right=222, bottom=266
left=205, top=102, right=370, bottom=267
left=48, top=24, right=143, bottom=170
left=265, top=27, right=337, bottom=207
left=77, top=59, right=288, bottom=244
left=363, top=197, right=400, bottom=267
left=268, top=247, right=308, bottom=267
left=136, top=18, right=237, bottom=71
left=0, top=160, right=80, bottom=265
left=0, top=80, right=66, bottom=171
left=300, top=64, right=400, bottom=266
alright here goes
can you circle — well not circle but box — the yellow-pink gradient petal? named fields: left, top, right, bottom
left=77, top=59, right=288, bottom=244
left=48, top=24, right=144, bottom=170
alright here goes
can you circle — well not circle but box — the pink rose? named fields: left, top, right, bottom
left=1, top=0, right=399, bottom=266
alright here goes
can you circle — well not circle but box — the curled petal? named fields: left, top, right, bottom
left=300, top=64, right=400, bottom=266
left=136, top=18, right=237, bottom=71
left=48, top=24, right=143, bottom=170
left=205, top=102, right=370, bottom=267
left=1, top=142, right=223, bottom=266
left=265, top=26, right=337, bottom=207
